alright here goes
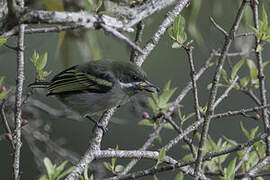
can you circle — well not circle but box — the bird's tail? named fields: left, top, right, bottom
left=28, top=81, right=50, bottom=88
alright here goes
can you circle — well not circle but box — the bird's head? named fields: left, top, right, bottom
left=111, top=61, right=160, bottom=95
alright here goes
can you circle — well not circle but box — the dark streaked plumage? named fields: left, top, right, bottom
left=29, top=60, right=158, bottom=116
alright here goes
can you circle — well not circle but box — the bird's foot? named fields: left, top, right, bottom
left=93, top=122, right=108, bottom=134
left=86, top=115, right=108, bottom=134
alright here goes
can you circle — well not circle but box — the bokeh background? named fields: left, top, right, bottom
left=1, top=0, right=270, bottom=179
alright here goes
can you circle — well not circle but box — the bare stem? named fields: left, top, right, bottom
left=250, top=0, right=270, bottom=155
left=194, top=1, right=248, bottom=178
left=135, top=0, right=191, bottom=66
left=65, top=107, right=117, bottom=180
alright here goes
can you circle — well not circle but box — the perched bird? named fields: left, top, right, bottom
left=29, top=60, right=159, bottom=131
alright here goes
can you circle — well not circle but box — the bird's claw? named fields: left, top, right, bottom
left=92, top=122, right=108, bottom=134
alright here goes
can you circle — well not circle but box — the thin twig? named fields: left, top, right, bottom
left=213, top=76, right=239, bottom=109
left=130, top=21, right=145, bottom=62
left=184, top=46, right=201, bottom=155
left=235, top=145, right=253, bottom=173
left=185, top=46, right=201, bottom=121
left=212, top=104, right=270, bottom=119
left=135, top=0, right=191, bottom=66
left=100, top=24, right=145, bottom=55
left=105, top=133, right=267, bottom=180
left=0, top=99, right=15, bottom=148
left=242, top=156, right=270, bottom=179
left=169, top=51, right=214, bottom=114
left=210, top=17, right=229, bottom=37
left=120, top=122, right=165, bottom=175
left=161, top=112, right=197, bottom=157
left=250, top=0, right=270, bottom=155
left=94, top=150, right=178, bottom=164
left=0, top=25, right=84, bottom=38
left=194, top=1, right=248, bottom=178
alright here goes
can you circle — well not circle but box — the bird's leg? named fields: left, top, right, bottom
left=85, top=115, right=108, bottom=133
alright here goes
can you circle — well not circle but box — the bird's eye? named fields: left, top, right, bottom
left=132, top=75, right=140, bottom=81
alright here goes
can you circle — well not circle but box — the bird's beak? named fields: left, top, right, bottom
left=138, top=81, right=160, bottom=93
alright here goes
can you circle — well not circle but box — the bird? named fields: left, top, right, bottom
left=29, top=60, right=159, bottom=132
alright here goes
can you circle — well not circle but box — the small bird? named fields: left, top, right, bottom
left=29, top=60, right=159, bottom=131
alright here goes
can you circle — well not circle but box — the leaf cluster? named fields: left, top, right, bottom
left=31, top=51, right=51, bottom=81
left=39, top=158, right=74, bottom=180
left=104, top=145, right=125, bottom=175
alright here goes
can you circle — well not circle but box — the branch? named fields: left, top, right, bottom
left=250, top=0, right=270, bottom=155
left=95, top=150, right=177, bottom=165
left=242, top=156, right=270, bottom=179
left=135, top=0, right=191, bottom=66
left=100, top=23, right=144, bottom=54
left=212, top=104, right=270, bottom=119
left=213, top=76, right=239, bottom=109
left=106, top=133, right=266, bottom=180
left=194, top=1, right=248, bottom=178
left=65, top=107, right=117, bottom=180
left=210, top=17, right=228, bottom=37
left=169, top=51, right=214, bottom=113
left=13, top=0, right=25, bottom=179
left=120, top=122, right=165, bottom=175
left=130, top=21, right=144, bottom=62
left=0, top=99, right=15, bottom=148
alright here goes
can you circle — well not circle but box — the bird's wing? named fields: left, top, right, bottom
left=47, top=65, right=114, bottom=95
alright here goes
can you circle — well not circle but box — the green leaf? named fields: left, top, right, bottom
left=0, top=76, right=4, bottom=87
left=39, top=175, right=48, bottom=180
left=0, top=38, right=7, bottom=46
left=83, top=166, right=89, bottom=180
left=153, top=175, right=158, bottom=180
left=158, top=81, right=177, bottom=109
left=157, top=134, right=162, bottom=144
left=172, top=42, right=182, bottom=48
left=256, top=177, right=264, bottom=180
left=89, top=174, right=94, bottom=180
left=177, top=31, right=187, bottom=44
left=138, top=119, right=154, bottom=127
left=39, top=71, right=51, bottom=80
left=156, top=147, right=166, bottom=166
left=55, top=161, right=67, bottom=178
left=104, top=162, right=112, bottom=171
left=148, top=97, right=156, bottom=113
left=240, top=121, right=249, bottom=139
left=240, top=77, right=249, bottom=87
left=31, top=51, right=39, bottom=65
left=250, top=126, right=259, bottom=139
left=223, top=136, right=238, bottom=147
left=174, top=172, right=183, bottom=180
left=221, top=69, right=228, bottom=83
left=85, top=0, right=94, bottom=12
left=256, top=44, right=263, bottom=52
left=226, top=158, right=237, bottom=180
left=262, top=61, right=270, bottom=69
left=57, top=167, right=74, bottom=180
left=95, top=0, right=103, bottom=12
left=262, top=5, right=268, bottom=28
left=115, top=165, right=124, bottom=173
left=44, top=158, right=55, bottom=178
left=163, top=123, right=174, bottom=130
left=246, top=59, right=258, bottom=80
left=231, top=58, right=245, bottom=80
left=36, top=52, right=48, bottom=70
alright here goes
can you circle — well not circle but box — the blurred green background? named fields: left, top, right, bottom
left=1, top=0, right=270, bottom=179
